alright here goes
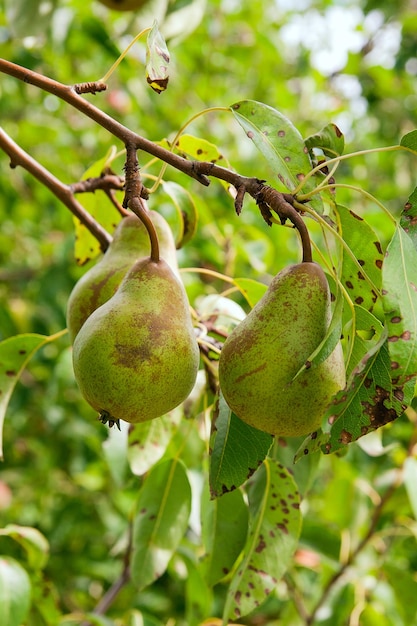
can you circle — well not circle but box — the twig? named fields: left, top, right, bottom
left=0, top=126, right=111, bottom=251
left=0, top=59, right=313, bottom=255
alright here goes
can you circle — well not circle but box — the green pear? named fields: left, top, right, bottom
left=72, top=257, right=200, bottom=425
left=66, top=212, right=178, bottom=342
left=218, top=262, right=346, bottom=437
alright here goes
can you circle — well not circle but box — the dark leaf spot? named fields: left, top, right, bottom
left=391, top=316, right=402, bottom=323
left=6, top=370, right=16, bottom=377
left=278, top=130, right=285, bottom=137
left=345, top=281, right=354, bottom=289
left=374, top=241, right=383, bottom=255
left=355, top=296, right=364, bottom=305
left=375, top=259, right=383, bottom=269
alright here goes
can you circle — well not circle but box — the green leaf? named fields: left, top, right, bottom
left=0, top=332, right=66, bottom=460
left=131, top=459, right=191, bottom=591
left=146, top=20, right=170, bottom=94
left=382, top=225, right=417, bottom=386
left=346, top=305, right=385, bottom=379
left=233, top=278, right=268, bottom=308
left=102, top=420, right=130, bottom=487
left=201, top=488, right=249, bottom=586
left=384, top=563, right=417, bottom=624
left=160, top=180, right=198, bottom=249
left=401, top=186, right=417, bottom=250
left=403, top=457, right=417, bottom=520
left=209, top=392, right=273, bottom=498
left=400, top=129, right=417, bottom=152
left=0, top=525, right=49, bottom=570
left=0, top=557, right=31, bottom=626
left=338, top=204, right=384, bottom=315
left=230, top=100, right=322, bottom=212
left=182, top=554, right=213, bottom=626
left=74, top=147, right=120, bottom=265
left=174, top=134, right=229, bottom=168
left=127, top=409, right=182, bottom=476
left=223, top=460, right=301, bottom=622
left=305, top=123, right=345, bottom=157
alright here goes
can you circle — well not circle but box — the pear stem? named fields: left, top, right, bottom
left=128, top=196, right=160, bottom=262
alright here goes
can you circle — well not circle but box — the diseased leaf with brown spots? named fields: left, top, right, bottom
left=305, top=123, right=345, bottom=158
left=222, top=460, right=301, bottom=621
left=322, top=339, right=414, bottom=455
left=209, top=392, right=273, bottom=499
left=337, top=204, right=384, bottom=315
left=400, top=186, right=417, bottom=251
left=230, top=100, right=323, bottom=213
left=382, top=225, right=417, bottom=387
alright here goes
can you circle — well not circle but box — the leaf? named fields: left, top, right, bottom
left=233, top=278, right=268, bottom=308
left=400, top=129, right=417, bottom=153
left=160, top=180, right=198, bottom=248
left=384, top=563, right=417, bottom=624
left=201, top=488, right=249, bottom=586
left=230, top=100, right=322, bottom=213
left=0, top=557, right=31, bottom=626
left=0, top=332, right=66, bottom=460
left=292, top=281, right=344, bottom=380
left=131, top=458, right=191, bottom=591
left=403, top=457, right=417, bottom=520
left=382, top=225, right=417, bottom=386
left=401, top=186, right=417, bottom=250
left=102, top=419, right=130, bottom=487
left=174, top=134, right=229, bottom=167
left=127, top=409, right=182, bottom=476
left=346, top=306, right=385, bottom=379
left=323, top=339, right=414, bottom=455
left=146, top=21, right=170, bottom=94
left=74, top=147, right=120, bottom=265
left=209, top=392, right=273, bottom=498
left=0, top=525, right=49, bottom=570
left=338, top=204, right=384, bottom=314
left=223, top=460, right=301, bottom=622
left=305, top=123, right=345, bottom=157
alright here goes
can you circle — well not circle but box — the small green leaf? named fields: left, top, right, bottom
left=338, top=204, right=384, bottom=315
left=209, top=392, right=273, bottom=498
left=230, top=100, right=322, bottom=212
left=0, top=332, right=66, bottom=460
left=384, top=563, right=417, bottom=624
left=127, top=409, right=181, bottom=476
left=400, top=129, right=417, bottom=152
left=305, top=123, right=345, bottom=157
left=131, top=459, right=191, bottom=591
left=160, top=180, right=198, bottom=248
left=146, top=20, right=170, bottom=94
left=223, top=460, right=301, bottom=622
left=0, top=557, right=31, bottom=626
left=382, top=225, right=417, bottom=386
left=0, top=525, right=49, bottom=570
left=201, top=488, right=249, bottom=586
left=174, top=134, right=229, bottom=167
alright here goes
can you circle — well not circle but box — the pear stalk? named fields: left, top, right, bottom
left=128, top=196, right=160, bottom=262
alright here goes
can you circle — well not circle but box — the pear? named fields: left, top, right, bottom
left=72, top=257, right=200, bottom=425
left=66, top=211, right=178, bottom=342
left=218, top=262, right=346, bottom=437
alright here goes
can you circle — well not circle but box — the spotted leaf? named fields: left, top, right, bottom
left=230, top=100, right=322, bottom=213
left=338, top=204, right=384, bottom=315
left=209, top=392, right=273, bottom=499
left=223, top=460, right=301, bottom=622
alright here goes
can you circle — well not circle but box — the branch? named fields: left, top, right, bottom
left=0, top=126, right=111, bottom=251
left=0, top=59, right=312, bottom=255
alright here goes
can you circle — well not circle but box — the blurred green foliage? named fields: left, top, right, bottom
left=1, top=0, right=417, bottom=624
